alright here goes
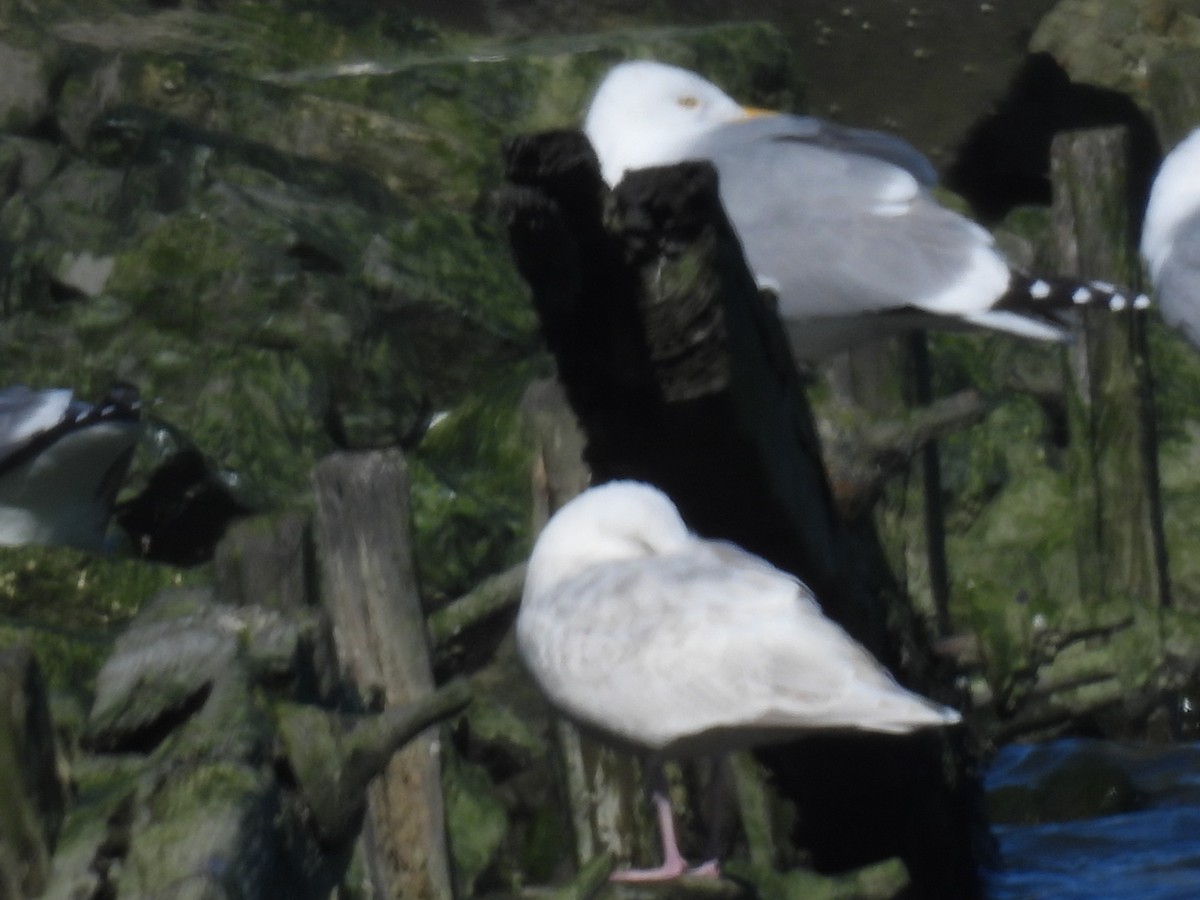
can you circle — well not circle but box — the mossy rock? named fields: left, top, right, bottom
left=1147, top=47, right=1200, bottom=143
left=988, top=740, right=1145, bottom=825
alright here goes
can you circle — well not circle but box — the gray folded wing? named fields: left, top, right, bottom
left=785, top=116, right=938, bottom=186
left=685, top=115, right=1012, bottom=354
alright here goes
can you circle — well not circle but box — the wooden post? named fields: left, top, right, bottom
left=312, top=450, right=453, bottom=900
left=1049, top=127, right=1170, bottom=609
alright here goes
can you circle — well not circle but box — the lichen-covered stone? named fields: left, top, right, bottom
left=1033, top=0, right=1200, bottom=140
left=1147, top=46, right=1200, bottom=143
left=1031, top=0, right=1147, bottom=92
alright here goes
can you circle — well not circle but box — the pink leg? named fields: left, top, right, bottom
left=610, top=792, right=721, bottom=882
left=610, top=792, right=688, bottom=882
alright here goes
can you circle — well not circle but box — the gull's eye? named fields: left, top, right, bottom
left=678, top=95, right=700, bottom=109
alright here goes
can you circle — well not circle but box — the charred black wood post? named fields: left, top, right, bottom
left=504, top=131, right=986, bottom=897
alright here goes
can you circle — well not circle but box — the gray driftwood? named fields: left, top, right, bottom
left=819, top=387, right=990, bottom=523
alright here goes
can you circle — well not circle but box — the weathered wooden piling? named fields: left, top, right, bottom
left=1049, top=126, right=1169, bottom=610
left=312, top=451, right=454, bottom=900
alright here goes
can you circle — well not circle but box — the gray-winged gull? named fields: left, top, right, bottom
left=0, top=383, right=142, bottom=553
left=584, top=60, right=1146, bottom=361
left=1142, top=127, right=1200, bottom=347
left=518, top=480, right=959, bottom=881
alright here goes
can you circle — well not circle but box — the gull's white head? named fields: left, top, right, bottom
left=1142, top=127, right=1200, bottom=276
left=523, top=480, right=692, bottom=600
left=583, top=60, right=750, bottom=187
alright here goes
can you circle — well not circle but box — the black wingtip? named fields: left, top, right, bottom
left=996, top=273, right=1151, bottom=326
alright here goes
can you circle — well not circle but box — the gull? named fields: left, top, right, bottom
left=584, top=60, right=1144, bottom=361
left=0, top=383, right=143, bottom=553
left=1141, top=126, right=1200, bottom=346
left=517, top=480, right=960, bottom=881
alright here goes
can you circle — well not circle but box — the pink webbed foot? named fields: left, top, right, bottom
left=608, top=791, right=721, bottom=883
left=609, top=858, right=721, bottom=883
left=609, top=859, right=688, bottom=883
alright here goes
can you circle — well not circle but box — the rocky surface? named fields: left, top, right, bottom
left=26, top=583, right=468, bottom=900
left=43, top=587, right=341, bottom=900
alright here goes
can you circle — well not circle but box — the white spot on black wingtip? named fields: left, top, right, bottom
left=1090, top=279, right=1116, bottom=293
left=1072, top=286, right=1092, bottom=304
left=1029, top=279, right=1051, bottom=299
left=1109, top=294, right=1127, bottom=312
left=1133, top=294, right=1151, bottom=310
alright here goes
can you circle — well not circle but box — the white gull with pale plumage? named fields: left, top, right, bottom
left=517, top=480, right=958, bottom=880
